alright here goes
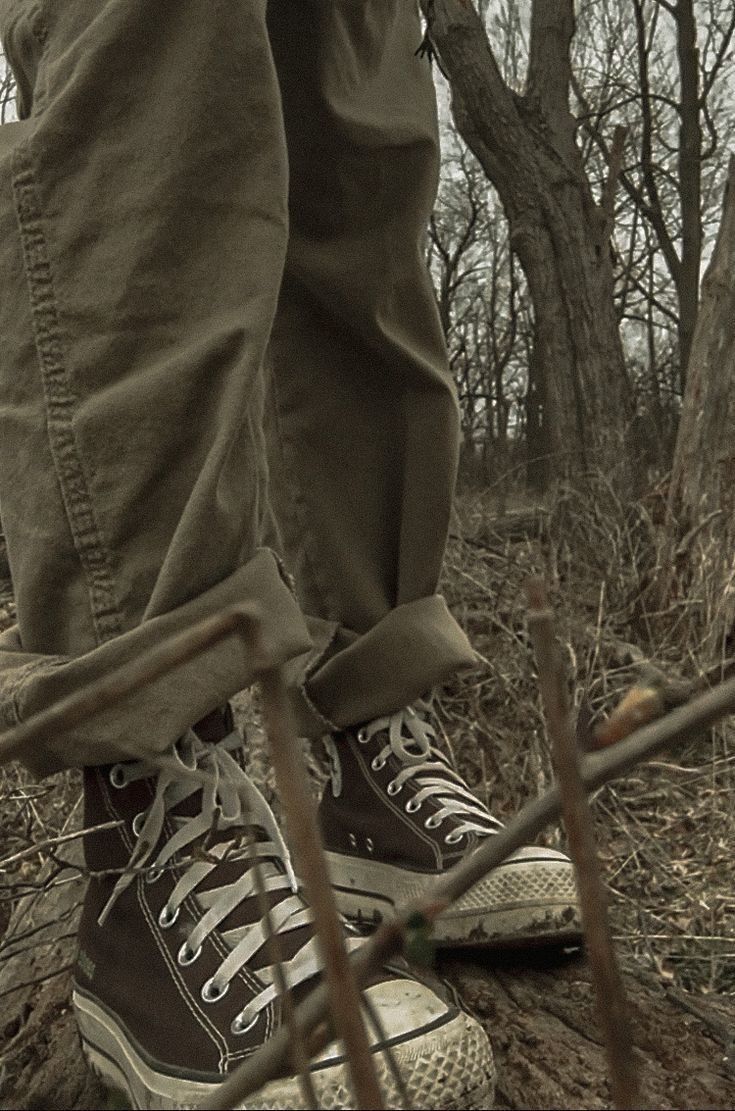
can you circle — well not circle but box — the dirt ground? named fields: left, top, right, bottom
left=1, top=489, right=734, bottom=1109
left=1, top=875, right=733, bottom=1110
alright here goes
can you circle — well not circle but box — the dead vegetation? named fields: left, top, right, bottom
left=0, top=478, right=734, bottom=1107
left=440, top=478, right=735, bottom=997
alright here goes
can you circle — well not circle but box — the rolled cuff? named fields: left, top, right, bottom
left=0, top=548, right=312, bottom=776
left=295, top=594, right=477, bottom=733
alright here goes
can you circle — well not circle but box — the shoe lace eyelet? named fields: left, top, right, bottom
left=445, top=831, right=464, bottom=845
left=158, top=904, right=179, bottom=929
left=405, top=798, right=421, bottom=814
left=386, top=780, right=402, bottom=796
left=109, top=764, right=127, bottom=789
left=424, top=814, right=442, bottom=830
left=357, top=727, right=369, bottom=744
left=145, top=865, right=163, bottom=884
left=201, top=977, right=229, bottom=1003
left=131, top=811, right=147, bottom=836
left=232, top=1012, right=258, bottom=1036
left=371, top=756, right=386, bottom=771
left=177, top=941, right=202, bottom=966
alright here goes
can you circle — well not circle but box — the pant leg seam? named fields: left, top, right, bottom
left=10, top=147, right=125, bottom=646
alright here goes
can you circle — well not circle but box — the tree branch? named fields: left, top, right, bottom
left=204, top=665, right=735, bottom=1108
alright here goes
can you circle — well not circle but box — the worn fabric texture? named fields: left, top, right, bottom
left=0, top=0, right=475, bottom=776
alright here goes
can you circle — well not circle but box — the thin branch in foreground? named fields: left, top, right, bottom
left=526, top=577, right=641, bottom=1111
left=0, top=930, right=79, bottom=965
left=204, top=667, right=735, bottom=1108
left=0, top=820, right=123, bottom=871
left=0, top=603, right=388, bottom=1109
left=258, top=665, right=386, bottom=1111
left=244, top=825, right=322, bottom=1110
left=0, top=604, right=267, bottom=768
left=3, top=602, right=735, bottom=1106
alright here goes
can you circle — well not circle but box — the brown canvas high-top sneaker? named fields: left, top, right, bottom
left=319, top=699, right=582, bottom=948
left=73, top=723, right=495, bottom=1110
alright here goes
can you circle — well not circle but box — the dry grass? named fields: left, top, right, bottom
left=440, top=479, right=735, bottom=996
left=1, top=481, right=734, bottom=999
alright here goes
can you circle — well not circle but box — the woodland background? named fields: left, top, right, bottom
left=0, top=2, right=734, bottom=1108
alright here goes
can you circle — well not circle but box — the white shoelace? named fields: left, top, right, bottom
left=101, top=730, right=359, bottom=1033
left=358, top=699, right=503, bottom=845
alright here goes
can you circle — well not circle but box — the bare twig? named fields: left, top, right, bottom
left=210, top=668, right=735, bottom=1105
left=0, top=930, right=79, bottom=964
left=2, top=600, right=735, bottom=1105
left=0, top=820, right=122, bottom=870
left=243, top=826, right=321, bottom=1110
left=526, top=578, right=641, bottom=1110
left=257, top=665, right=386, bottom=1111
left=0, top=604, right=265, bottom=768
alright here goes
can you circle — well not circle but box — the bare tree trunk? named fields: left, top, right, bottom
left=662, top=155, right=735, bottom=656
left=420, top=0, right=634, bottom=487
left=674, top=0, right=703, bottom=389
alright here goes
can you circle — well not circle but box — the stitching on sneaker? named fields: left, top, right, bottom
left=136, top=876, right=225, bottom=1059
left=99, top=730, right=346, bottom=1043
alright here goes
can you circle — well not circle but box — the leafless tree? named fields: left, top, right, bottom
left=1, top=50, right=16, bottom=123
left=574, top=0, right=735, bottom=398
left=420, top=0, right=636, bottom=489
left=427, top=136, right=531, bottom=482
left=660, top=157, right=735, bottom=658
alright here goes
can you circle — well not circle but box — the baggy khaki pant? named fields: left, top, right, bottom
left=0, top=0, right=475, bottom=777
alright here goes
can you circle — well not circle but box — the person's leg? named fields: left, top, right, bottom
left=0, top=0, right=311, bottom=777
left=265, top=0, right=476, bottom=735
left=0, top=3, right=496, bottom=1107
left=267, top=0, right=581, bottom=947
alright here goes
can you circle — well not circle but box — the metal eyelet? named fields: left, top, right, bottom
left=348, top=832, right=358, bottom=849
left=445, top=831, right=464, bottom=845
left=201, top=978, right=229, bottom=1003
left=231, top=1013, right=258, bottom=1036
left=131, top=811, right=146, bottom=836
left=158, top=904, right=179, bottom=929
left=357, top=728, right=369, bottom=744
left=109, top=765, right=127, bottom=788
left=366, top=837, right=374, bottom=854
left=424, top=814, right=442, bottom=830
left=405, top=798, right=421, bottom=814
left=145, top=865, right=163, bottom=884
left=371, top=756, right=386, bottom=771
left=386, top=780, right=402, bottom=796
left=177, top=941, right=202, bottom=966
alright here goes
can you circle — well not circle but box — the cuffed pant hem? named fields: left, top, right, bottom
left=293, top=594, right=477, bottom=734
left=0, top=548, right=312, bottom=776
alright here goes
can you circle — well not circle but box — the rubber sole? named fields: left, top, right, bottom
left=73, top=985, right=495, bottom=1110
left=325, top=851, right=583, bottom=947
